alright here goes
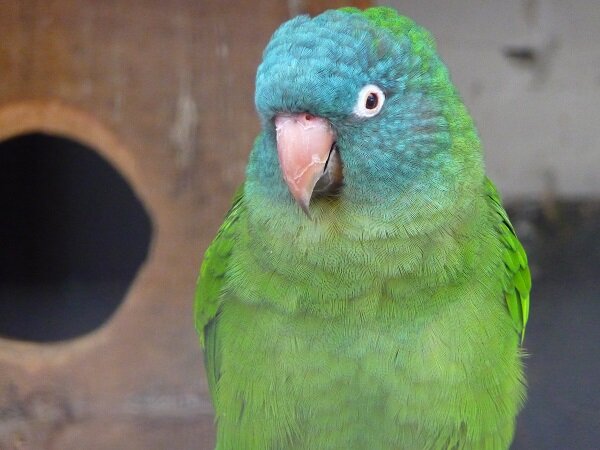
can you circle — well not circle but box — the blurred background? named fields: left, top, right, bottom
left=0, top=0, right=597, bottom=449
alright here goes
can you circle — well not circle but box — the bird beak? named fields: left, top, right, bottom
left=275, top=113, right=336, bottom=215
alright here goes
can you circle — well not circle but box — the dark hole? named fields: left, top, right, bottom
left=0, top=133, right=153, bottom=342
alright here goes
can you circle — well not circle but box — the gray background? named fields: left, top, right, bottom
left=384, top=0, right=600, bottom=200
left=383, top=1, right=600, bottom=449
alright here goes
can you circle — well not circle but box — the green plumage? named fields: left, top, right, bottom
left=195, top=7, right=530, bottom=449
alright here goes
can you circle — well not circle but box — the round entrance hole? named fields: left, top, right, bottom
left=0, top=133, right=152, bottom=342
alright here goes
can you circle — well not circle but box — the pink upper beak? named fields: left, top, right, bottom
left=275, top=113, right=335, bottom=215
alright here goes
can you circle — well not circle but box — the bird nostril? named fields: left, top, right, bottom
left=304, top=113, right=314, bottom=121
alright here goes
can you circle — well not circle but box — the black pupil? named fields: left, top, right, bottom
left=365, top=93, right=378, bottom=109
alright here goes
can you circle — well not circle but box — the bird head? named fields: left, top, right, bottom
left=251, top=7, right=482, bottom=222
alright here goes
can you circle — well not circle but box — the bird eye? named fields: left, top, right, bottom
left=354, top=85, right=385, bottom=118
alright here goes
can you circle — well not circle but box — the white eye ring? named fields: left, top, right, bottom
left=353, top=84, right=385, bottom=118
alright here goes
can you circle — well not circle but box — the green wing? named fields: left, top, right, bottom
left=485, top=178, right=531, bottom=343
left=194, top=185, right=244, bottom=391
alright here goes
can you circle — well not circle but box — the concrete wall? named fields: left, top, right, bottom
left=382, top=0, right=600, bottom=200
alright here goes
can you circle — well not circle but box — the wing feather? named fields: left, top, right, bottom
left=194, top=185, right=245, bottom=391
left=486, top=178, right=531, bottom=343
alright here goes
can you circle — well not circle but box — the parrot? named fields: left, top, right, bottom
left=195, top=6, right=530, bottom=450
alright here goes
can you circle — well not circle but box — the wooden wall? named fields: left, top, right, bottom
left=0, top=1, right=368, bottom=448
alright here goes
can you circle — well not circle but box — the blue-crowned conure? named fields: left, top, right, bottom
left=195, top=7, right=530, bottom=449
